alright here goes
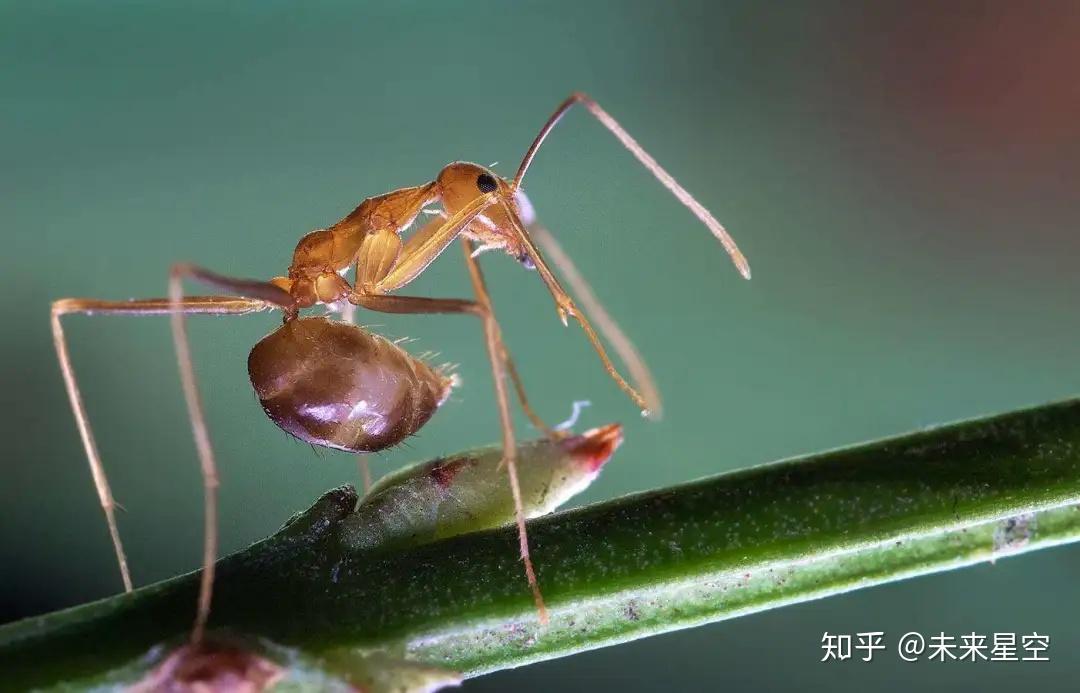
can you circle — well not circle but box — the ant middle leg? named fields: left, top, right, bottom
left=350, top=279, right=552, bottom=621
left=351, top=291, right=557, bottom=436
left=459, top=239, right=549, bottom=622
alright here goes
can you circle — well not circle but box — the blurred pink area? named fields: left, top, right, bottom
left=865, top=4, right=1080, bottom=149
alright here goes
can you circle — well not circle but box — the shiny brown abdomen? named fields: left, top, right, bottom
left=248, top=317, right=454, bottom=453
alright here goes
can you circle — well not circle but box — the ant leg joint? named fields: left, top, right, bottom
left=51, top=298, right=74, bottom=318
left=170, top=262, right=299, bottom=313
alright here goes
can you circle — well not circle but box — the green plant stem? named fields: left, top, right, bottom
left=4, top=399, right=1080, bottom=689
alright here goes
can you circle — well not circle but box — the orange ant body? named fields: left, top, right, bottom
left=51, top=92, right=749, bottom=644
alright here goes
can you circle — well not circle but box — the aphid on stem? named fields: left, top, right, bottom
left=343, top=423, right=624, bottom=552
left=50, top=91, right=749, bottom=642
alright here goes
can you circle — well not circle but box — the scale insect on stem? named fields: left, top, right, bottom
left=50, top=91, right=750, bottom=642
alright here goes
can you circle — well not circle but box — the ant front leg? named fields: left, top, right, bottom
left=499, top=326, right=560, bottom=438
left=525, top=220, right=662, bottom=420
left=364, top=192, right=499, bottom=292
left=50, top=294, right=276, bottom=599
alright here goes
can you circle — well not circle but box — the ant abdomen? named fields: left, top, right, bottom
left=247, top=316, right=454, bottom=453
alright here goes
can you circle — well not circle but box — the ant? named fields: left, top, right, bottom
left=51, top=92, right=750, bottom=643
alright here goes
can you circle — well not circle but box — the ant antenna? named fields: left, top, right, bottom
left=511, top=92, right=751, bottom=280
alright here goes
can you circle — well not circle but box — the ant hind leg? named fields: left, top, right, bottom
left=167, top=264, right=297, bottom=643
left=50, top=294, right=274, bottom=601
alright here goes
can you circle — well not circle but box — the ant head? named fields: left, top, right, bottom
left=436, top=162, right=535, bottom=268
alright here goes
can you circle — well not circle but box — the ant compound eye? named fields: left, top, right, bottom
left=476, top=173, right=498, bottom=193
left=518, top=252, right=536, bottom=270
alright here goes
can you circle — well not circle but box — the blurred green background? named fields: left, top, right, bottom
left=3, top=1, right=1079, bottom=689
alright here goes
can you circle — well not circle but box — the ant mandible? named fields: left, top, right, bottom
left=50, top=92, right=750, bottom=642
